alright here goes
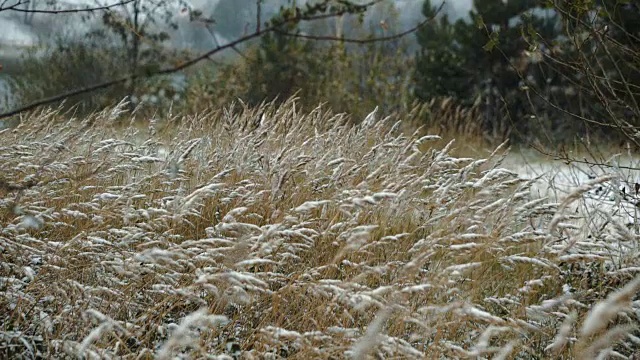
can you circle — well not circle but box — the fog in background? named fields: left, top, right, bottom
left=0, top=0, right=472, bottom=52
left=0, top=0, right=472, bottom=113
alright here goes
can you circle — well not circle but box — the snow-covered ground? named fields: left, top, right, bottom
left=504, top=149, right=640, bottom=239
left=147, top=140, right=640, bottom=234
left=506, top=149, right=639, bottom=195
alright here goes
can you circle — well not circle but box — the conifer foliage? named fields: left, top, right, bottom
left=414, top=0, right=559, bottom=140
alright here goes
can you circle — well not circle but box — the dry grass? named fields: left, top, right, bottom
left=0, top=98, right=638, bottom=359
left=401, top=97, right=499, bottom=159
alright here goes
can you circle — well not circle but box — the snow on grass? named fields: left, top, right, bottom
left=0, top=99, right=638, bottom=359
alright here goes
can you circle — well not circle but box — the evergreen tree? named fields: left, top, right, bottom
left=414, top=1, right=471, bottom=102
left=414, top=0, right=560, bottom=139
left=546, top=0, right=640, bottom=140
left=595, top=0, right=640, bottom=117
left=243, top=19, right=324, bottom=107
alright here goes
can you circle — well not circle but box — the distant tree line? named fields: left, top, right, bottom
left=1, top=0, right=640, bottom=146
left=414, top=0, right=640, bottom=146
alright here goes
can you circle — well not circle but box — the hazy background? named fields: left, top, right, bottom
left=0, top=0, right=471, bottom=51
left=1, top=0, right=632, bottom=150
left=0, top=0, right=470, bottom=113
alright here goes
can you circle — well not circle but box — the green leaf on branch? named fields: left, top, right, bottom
left=483, top=31, right=500, bottom=52
left=475, top=15, right=485, bottom=30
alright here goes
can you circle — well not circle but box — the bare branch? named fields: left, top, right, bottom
left=200, top=19, right=248, bottom=61
left=0, top=0, right=136, bottom=14
left=274, top=2, right=444, bottom=44
left=0, top=0, right=427, bottom=119
left=0, top=25, right=265, bottom=119
left=0, top=0, right=28, bottom=11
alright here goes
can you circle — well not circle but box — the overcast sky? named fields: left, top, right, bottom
left=0, top=0, right=472, bottom=48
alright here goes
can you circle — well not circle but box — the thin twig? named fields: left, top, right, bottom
left=274, top=9, right=440, bottom=44
left=1, top=0, right=135, bottom=14
left=0, top=0, right=443, bottom=120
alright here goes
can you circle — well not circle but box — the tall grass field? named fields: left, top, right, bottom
left=1, top=99, right=639, bottom=359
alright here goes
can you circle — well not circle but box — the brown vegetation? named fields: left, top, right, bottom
left=1, top=99, right=638, bottom=359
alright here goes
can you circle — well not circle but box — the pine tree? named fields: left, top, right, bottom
left=596, top=0, right=640, bottom=116
left=414, top=0, right=560, bottom=138
left=243, top=20, right=324, bottom=106
left=414, top=1, right=471, bottom=102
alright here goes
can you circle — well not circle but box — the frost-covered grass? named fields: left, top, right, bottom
left=1, top=99, right=639, bottom=359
